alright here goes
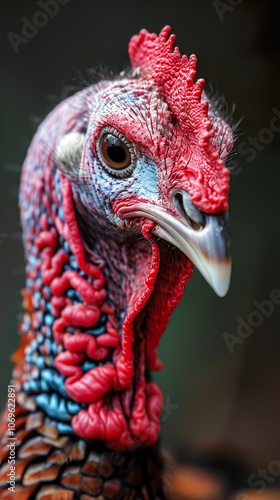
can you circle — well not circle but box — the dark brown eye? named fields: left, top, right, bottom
left=97, top=127, right=136, bottom=178
left=100, top=134, right=131, bottom=169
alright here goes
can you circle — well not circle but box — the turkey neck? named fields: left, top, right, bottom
left=8, top=200, right=170, bottom=496
left=13, top=149, right=192, bottom=456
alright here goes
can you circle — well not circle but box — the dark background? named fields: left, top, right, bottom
left=1, top=0, right=279, bottom=479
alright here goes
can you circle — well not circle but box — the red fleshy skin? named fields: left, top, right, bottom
left=55, top=179, right=191, bottom=449
left=128, top=26, right=232, bottom=213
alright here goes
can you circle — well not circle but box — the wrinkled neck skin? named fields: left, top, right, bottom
left=12, top=86, right=193, bottom=452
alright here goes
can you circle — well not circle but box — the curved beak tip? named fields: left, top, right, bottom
left=206, top=258, right=232, bottom=297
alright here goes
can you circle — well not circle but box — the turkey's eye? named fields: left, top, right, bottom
left=97, top=127, right=136, bottom=178
left=100, top=134, right=130, bottom=170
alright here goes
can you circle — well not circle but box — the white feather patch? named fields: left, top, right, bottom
left=55, top=131, right=86, bottom=175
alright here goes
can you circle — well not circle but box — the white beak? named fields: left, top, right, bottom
left=118, top=192, right=231, bottom=297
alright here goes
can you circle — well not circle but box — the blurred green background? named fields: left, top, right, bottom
left=0, top=0, right=279, bottom=476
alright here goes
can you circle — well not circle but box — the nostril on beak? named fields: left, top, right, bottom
left=173, top=190, right=205, bottom=230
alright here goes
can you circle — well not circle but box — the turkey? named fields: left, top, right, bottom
left=0, top=26, right=234, bottom=499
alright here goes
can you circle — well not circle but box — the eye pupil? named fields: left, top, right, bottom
left=107, top=144, right=126, bottom=164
